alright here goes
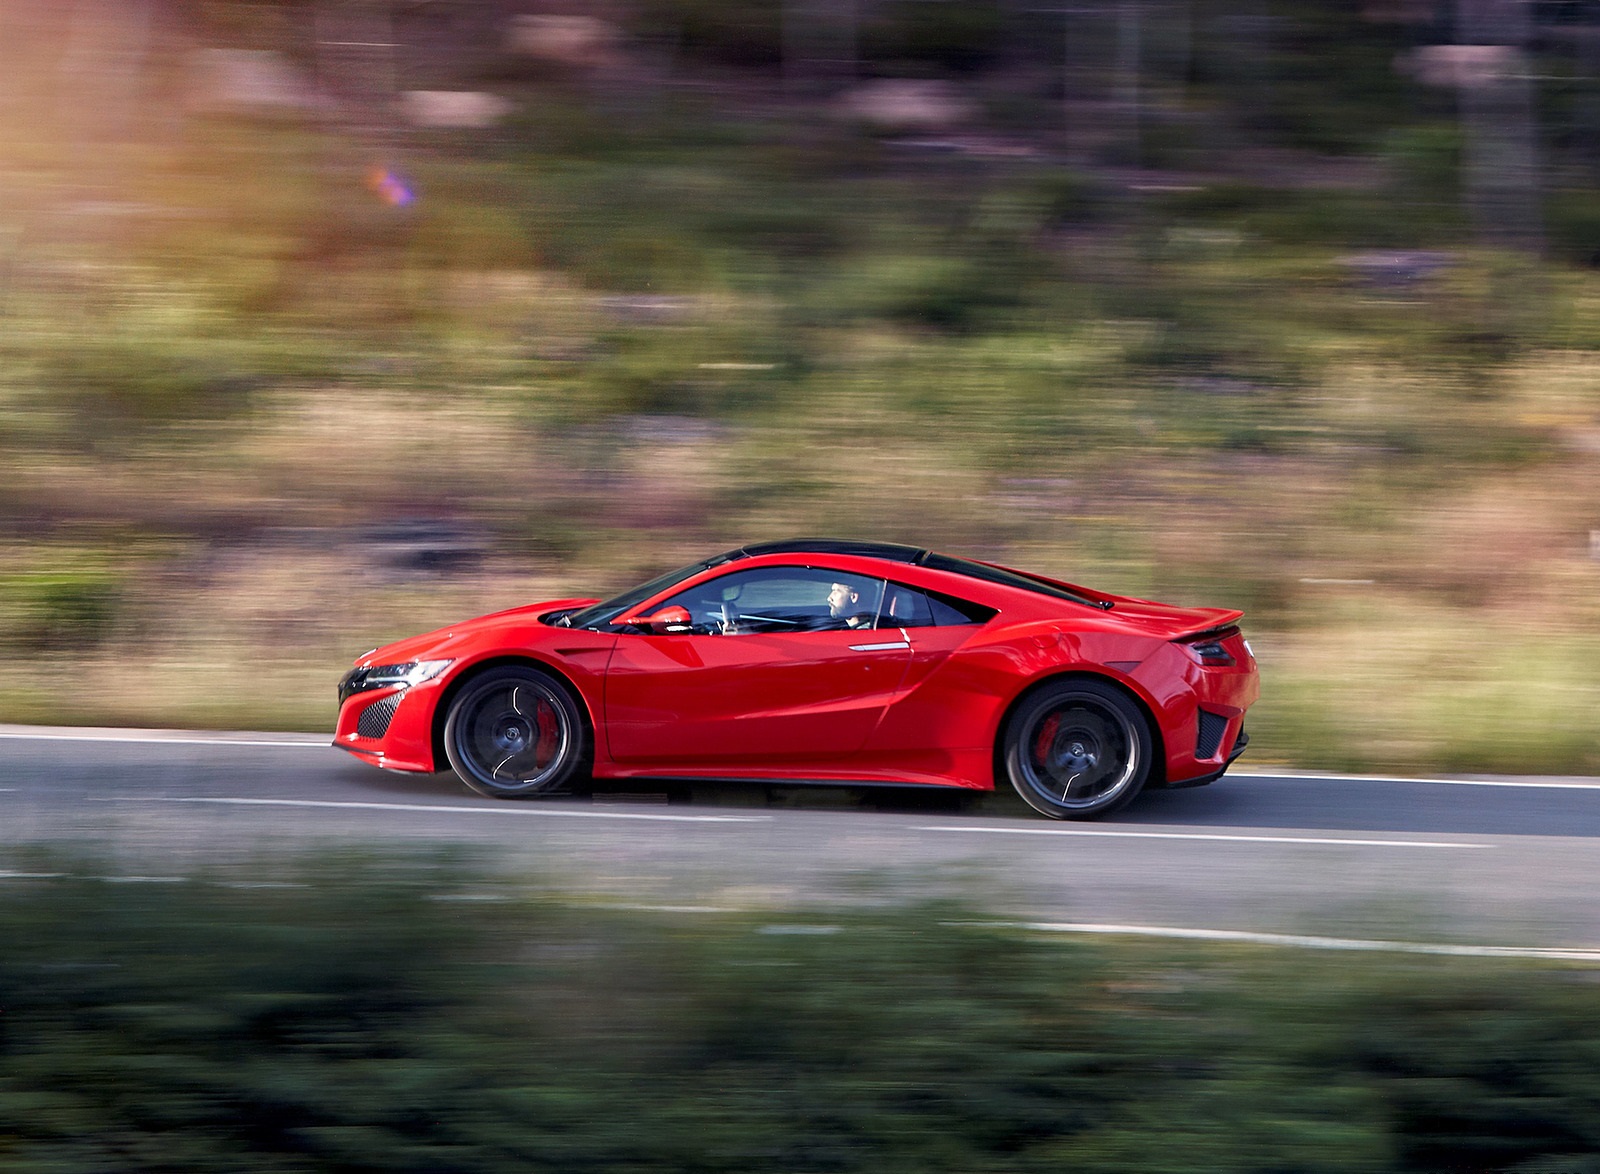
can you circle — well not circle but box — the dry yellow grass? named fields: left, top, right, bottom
left=5, top=330, right=1599, bottom=777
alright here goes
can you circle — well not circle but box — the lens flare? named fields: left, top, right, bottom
left=366, top=166, right=414, bottom=207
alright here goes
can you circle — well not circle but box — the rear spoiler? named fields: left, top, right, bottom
left=1171, top=613, right=1245, bottom=642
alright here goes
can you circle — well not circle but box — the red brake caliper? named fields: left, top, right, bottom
left=534, top=701, right=559, bottom=769
left=1032, top=713, right=1060, bottom=768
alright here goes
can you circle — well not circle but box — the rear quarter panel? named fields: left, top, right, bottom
left=864, top=616, right=1176, bottom=789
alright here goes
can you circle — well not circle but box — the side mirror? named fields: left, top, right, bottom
left=615, top=604, right=693, bottom=633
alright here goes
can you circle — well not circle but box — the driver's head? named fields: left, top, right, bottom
left=827, top=581, right=860, bottom=618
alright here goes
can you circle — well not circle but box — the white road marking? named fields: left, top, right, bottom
left=592, top=902, right=742, bottom=914
left=105, top=796, right=773, bottom=824
left=100, top=875, right=188, bottom=884
left=1231, top=769, right=1600, bottom=791
left=0, top=729, right=327, bottom=748
left=1013, top=921, right=1600, bottom=963
left=430, top=893, right=512, bottom=902
left=758, top=924, right=842, bottom=935
left=915, top=825, right=1489, bottom=849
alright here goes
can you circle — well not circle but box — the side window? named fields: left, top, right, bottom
left=928, top=593, right=988, bottom=626
left=881, top=583, right=935, bottom=628
left=881, top=583, right=992, bottom=628
left=662, top=567, right=886, bottom=634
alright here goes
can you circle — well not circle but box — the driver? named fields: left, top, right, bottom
left=825, top=581, right=875, bottom=630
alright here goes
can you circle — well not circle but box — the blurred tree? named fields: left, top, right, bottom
left=785, top=0, right=858, bottom=93
left=314, top=0, right=399, bottom=133
left=1456, top=0, right=1545, bottom=250
left=1039, top=4, right=1141, bottom=165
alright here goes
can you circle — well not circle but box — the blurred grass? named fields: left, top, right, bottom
left=3, top=849, right=1600, bottom=1173
left=0, top=3, right=1598, bottom=773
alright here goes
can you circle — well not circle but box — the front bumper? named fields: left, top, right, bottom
left=332, top=677, right=446, bottom=773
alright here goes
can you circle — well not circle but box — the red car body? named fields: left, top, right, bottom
left=335, top=540, right=1258, bottom=819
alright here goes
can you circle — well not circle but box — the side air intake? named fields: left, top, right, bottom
left=357, top=696, right=399, bottom=739
left=1196, top=709, right=1229, bottom=759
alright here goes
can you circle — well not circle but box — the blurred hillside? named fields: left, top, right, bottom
left=0, top=0, right=1598, bottom=772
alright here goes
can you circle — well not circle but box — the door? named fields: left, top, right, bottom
left=603, top=566, right=910, bottom=765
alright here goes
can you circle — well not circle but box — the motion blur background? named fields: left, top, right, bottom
left=2, top=0, right=1597, bottom=772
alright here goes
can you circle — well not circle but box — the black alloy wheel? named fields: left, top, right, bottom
left=1003, top=679, right=1152, bottom=820
left=443, top=666, right=586, bottom=798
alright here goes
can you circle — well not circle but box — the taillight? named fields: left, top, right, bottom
left=1177, top=626, right=1239, bottom=667
left=1186, top=641, right=1234, bottom=666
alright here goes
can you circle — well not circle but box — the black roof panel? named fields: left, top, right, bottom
left=730, top=538, right=928, bottom=563
left=725, top=539, right=1109, bottom=610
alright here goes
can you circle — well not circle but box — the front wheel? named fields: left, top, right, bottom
left=1003, top=680, right=1152, bottom=820
left=443, top=666, right=587, bottom=798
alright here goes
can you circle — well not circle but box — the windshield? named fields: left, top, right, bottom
left=563, top=557, right=730, bottom=630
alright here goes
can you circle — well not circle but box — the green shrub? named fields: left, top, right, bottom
left=0, top=560, right=123, bottom=652
left=1548, top=188, right=1600, bottom=266
left=1382, top=123, right=1464, bottom=205
left=3, top=853, right=1600, bottom=1173
left=34, top=336, right=254, bottom=437
left=820, top=252, right=1031, bottom=333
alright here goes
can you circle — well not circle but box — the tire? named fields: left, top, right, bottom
left=443, top=666, right=587, bottom=799
left=1003, top=679, right=1152, bottom=820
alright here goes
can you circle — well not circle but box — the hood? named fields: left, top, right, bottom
left=354, top=597, right=599, bottom=666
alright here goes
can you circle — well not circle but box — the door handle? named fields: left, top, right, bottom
left=849, top=641, right=910, bottom=651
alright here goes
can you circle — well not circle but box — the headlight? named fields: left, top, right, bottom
left=364, top=660, right=453, bottom=688
left=338, top=659, right=453, bottom=703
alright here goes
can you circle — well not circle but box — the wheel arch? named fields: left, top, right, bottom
left=991, top=670, right=1168, bottom=791
left=430, top=654, right=597, bottom=774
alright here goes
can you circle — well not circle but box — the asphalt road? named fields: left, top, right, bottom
left=4, top=723, right=1599, bottom=959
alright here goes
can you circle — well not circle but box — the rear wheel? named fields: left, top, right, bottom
left=1003, top=679, right=1152, bottom=820
left=443, top=666, right=586, bottom=798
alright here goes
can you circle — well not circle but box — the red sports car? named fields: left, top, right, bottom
left=335, top=539, right=1258, bottom=819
